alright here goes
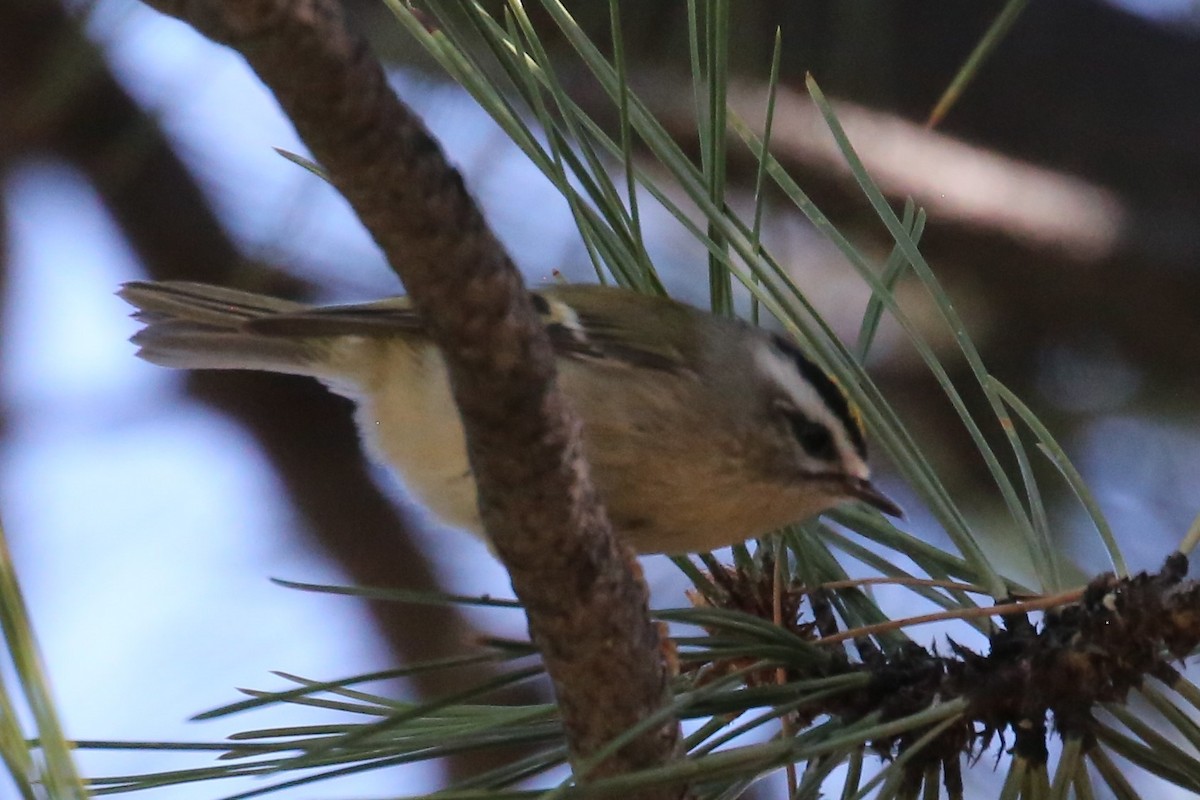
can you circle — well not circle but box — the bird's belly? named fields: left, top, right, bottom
left=344, top=340, right=484, bottom=536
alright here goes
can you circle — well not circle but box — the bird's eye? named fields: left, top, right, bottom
left=781, top=409, right=838, bottom=461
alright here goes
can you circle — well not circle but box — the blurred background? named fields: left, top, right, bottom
left=2, top=0, right=1200, bottom=797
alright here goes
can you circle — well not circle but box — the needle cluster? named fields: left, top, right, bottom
left=687, top=553, right=1200, bottom=797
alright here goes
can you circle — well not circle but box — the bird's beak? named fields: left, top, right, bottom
left=844, top=477, right=904, bottom=519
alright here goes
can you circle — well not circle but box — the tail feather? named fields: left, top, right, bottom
left=120, top=281, right=325, bottom=376
left=118, top=281, right=308, bottom=325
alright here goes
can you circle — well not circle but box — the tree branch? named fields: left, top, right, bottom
left=136, top=0, right=679, bottom=787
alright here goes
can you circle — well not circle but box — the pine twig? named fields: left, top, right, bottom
left=134, top=0, right=680, bottom=791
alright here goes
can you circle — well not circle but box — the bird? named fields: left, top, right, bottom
left=119, top=280, right=901, bottom=554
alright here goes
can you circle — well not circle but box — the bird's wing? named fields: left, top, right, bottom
left=247, top=285, right=704, bottom=373
left=538, top=284, right=703, bottom=373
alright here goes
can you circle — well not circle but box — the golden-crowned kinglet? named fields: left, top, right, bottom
left=119, top=281, right=901, bottom=554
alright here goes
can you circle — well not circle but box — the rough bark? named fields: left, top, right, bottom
left=135, top=0, right=679, bottom=788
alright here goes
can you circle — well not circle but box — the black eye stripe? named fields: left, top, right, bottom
left=769, top=334, right=867, bottom=459
left=779, top=407, right=838, bottom=461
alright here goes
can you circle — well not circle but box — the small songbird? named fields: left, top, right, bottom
left=120, top=281, right=901, bottom=554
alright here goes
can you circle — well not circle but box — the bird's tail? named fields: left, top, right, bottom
left=118, top=281, right=326, bottom=377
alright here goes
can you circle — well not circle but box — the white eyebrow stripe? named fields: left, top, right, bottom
left=752, top=340, right=836, bottom=426
left=751, top=339, right=867, bottom=476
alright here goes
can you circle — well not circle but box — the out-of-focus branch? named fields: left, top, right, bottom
left=729, top=84, right=1200, bottom=389
left=136, top=0, right=679, bottom=787
left=0, top=2, right=240, bottom=279
left=724, top=83, right=1127, bottom=265
left=527, top=0, right=1200, bottom=208
left=599, top=70, right=1200, bottom=386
